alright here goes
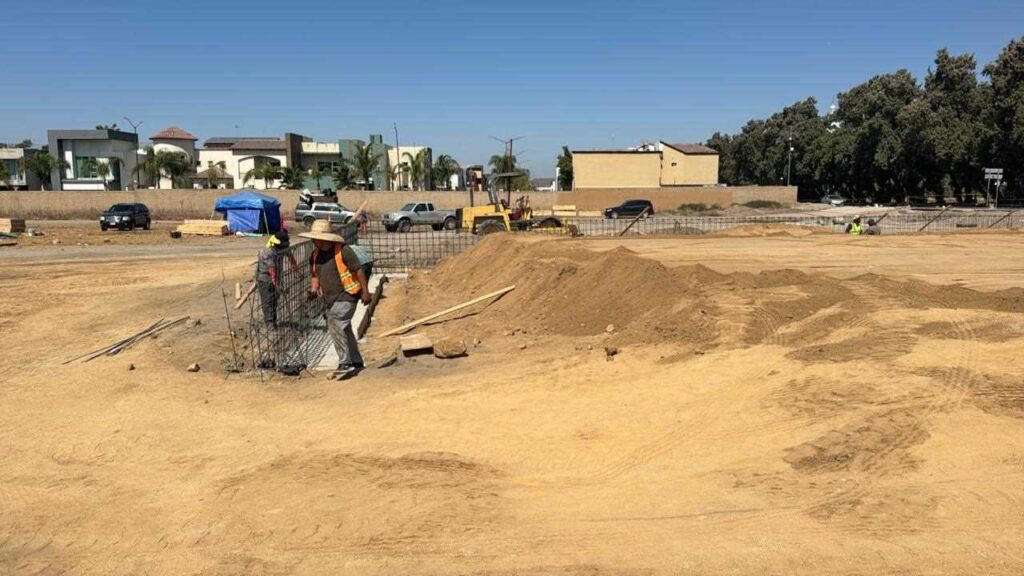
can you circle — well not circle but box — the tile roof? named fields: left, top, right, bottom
left=229, top=139, right=286, bottom=151
left=151, top=126, right=197, bottom=140
left=663, top=142, right=719, bottom=155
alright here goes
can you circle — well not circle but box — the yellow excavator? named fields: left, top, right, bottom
left=456, top=172, right=573, bottom=235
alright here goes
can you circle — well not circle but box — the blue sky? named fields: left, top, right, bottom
left=5, top=0, right=1023, bottom=177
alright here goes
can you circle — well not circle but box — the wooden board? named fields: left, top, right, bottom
left=177, top=222, right=228, bottom=236
left=379, top=285, right=516, bottom=337
left=400, top=333, right=433, bottom=353
left=0, top=218, right=26, bottom=234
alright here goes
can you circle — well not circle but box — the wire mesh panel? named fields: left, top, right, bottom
left=356, top=223, right=479, bottom=274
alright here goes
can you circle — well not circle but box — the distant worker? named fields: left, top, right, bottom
left=845, top=216, right=863, bottom=235
left=301, top=220, right=371, bottom=380
left=254, top=230, right=297, bottom=327
left=865, top=218, right=882, bottom=235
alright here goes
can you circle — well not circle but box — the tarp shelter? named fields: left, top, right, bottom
left=214, top=190, right=282, bottom=233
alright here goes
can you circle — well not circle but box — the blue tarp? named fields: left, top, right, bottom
left=214, top=189, right=282, bottom=233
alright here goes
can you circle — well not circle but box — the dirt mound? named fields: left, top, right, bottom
left=425, top=235, right=721, bottom=344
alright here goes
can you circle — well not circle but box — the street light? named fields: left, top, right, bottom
left=123, top=116, right=143, bottom=189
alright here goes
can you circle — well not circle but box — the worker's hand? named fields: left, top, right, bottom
left=307, top=290, right=319, bottom=301
left=310, top=277, right=320, bottom=293
left=361, top=291, right=372, bottom=306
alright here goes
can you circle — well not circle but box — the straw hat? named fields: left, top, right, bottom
left=299, top=220, right=346, bottom=243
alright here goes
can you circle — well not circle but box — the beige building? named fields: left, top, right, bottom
left=387, top=146, right=432, bottom=190
left=571, top=141, right=719, bottom=190
left=150, top=126, right=198, bottom=189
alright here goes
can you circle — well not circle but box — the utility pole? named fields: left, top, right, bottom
left=123, top=116, right=143, bottom=189
left=490, top=135, right=523, bottom=197
left=393, top=123, right=400, bottom=190
left=786, top=137, right=794, bottom=187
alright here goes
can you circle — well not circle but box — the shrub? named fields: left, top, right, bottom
left=677, top=203, right=723, bottom=213
left=741, top=200, right=785, bottom=209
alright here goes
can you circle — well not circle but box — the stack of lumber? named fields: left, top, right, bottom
left=545, top=205, right=602, bottom=218
left=0, top=218, right=26, bottom=234
left=176, top=219, right=228, bottom=236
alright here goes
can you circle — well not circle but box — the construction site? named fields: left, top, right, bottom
left=1, top=208, right=1023, bottom=575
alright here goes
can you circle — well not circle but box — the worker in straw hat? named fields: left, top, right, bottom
left=300, top=220, right=371, bottom=379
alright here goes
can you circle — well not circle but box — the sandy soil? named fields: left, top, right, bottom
left=1, top=232, right=1023, bottom=575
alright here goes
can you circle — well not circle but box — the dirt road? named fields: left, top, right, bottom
left=1, top=232, right=1022, bottom=575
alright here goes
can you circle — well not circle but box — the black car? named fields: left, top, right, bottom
left=100, top=203, right=151, bottom=231
left=603, top=199, right=654, bottom=219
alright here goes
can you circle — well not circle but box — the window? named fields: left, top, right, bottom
left=317, top=161, right=339, bottom=172
left=2, top=159, right=20, bottom=180
left=75, top=156, right=98, bottom=179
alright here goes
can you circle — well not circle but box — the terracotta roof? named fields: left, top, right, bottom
left=195, top=166, right=233, bottom=179
left=230, top=139, right=286, bottom=151
left=151, top=126, right=197, bottom=141
left=663, top=142, right=719, bottom=155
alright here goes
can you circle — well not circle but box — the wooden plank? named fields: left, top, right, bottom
left=0, top=218, right=26, bottom=234
left=357, top=275, right=389, bottom=339
left=379, top=285, right=516, bottom=337
left=400, top=333, right=433, bottom=353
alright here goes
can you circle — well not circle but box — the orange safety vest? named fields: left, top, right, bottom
left=312, top=244, right=361, bottom=295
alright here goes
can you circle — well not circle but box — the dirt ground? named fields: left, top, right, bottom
left=1, top=231, right=1023, bottom=575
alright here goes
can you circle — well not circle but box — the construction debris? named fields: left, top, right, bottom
left=187, top=363, right=201, bottom=372
left=0, top=218, right=26, bottom=234
left=357, top=275, right=389, bottom=338
left=433, top=338, right=468, bottom=359
left=64, top=317, right=191, bottom=364
left=379, top=285, right=516, bottom=337
left=400, top=333, right=434, bottom=355
left=176, top=220, right=228, bottom=236
left=605, top=346, right=619, bottom=358
left=375, top=352, right=400, bottom=369
left=0, top=240, right=16, bottom=248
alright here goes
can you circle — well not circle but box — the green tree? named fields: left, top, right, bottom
left=403, top=149, right=430, bottom=190
left=243, top=161, right=284, bottom=189
left=0, top=161, right=9, bottom=187
left=556, top=146, right=574, bottom=190
left=983, top=35, right=1024, bottom=196
left=308, top=165, right=322, bottom=192
left=134, top=146, right=159, bottom=186
left=94, top=158, right=121, bottom=190
left=280, top=166, right=306, bottom=189
left=95, top=123, right=119, bottom=130
left=432, top=154, right=460, bottom=189
left=205, top=161, right=227, bottom=188
left=331, top=165, right=352, bottom=190
left=348, top=142, right=382, bottom=190
left=21, top=152, right=68, bottom=190
left=390, top=162, right=408, bottom=189
left=155, top=150, right=193, bottom=188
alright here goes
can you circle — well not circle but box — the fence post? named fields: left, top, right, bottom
left=918, top=208, right=949, bottom=232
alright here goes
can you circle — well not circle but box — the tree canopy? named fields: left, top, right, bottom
left=707, top=37, right=1024, bottom=204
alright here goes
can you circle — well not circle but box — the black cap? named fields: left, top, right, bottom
left=274, top=230, right=290, bottom=248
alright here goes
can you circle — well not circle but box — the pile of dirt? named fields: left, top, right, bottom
left=414, top=236, right=730, bottom=346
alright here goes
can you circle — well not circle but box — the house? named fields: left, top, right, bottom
left=47, top=129, right=141, bottom=191
left=0, top=147, right=41, bottom=190
left=150, top=126, right=198, bottom=189
left=570, top=140, right=719, bottom=190
left=387, top=145, right=433, bottom=189
left=531, top=177, right=556, bottom=192
left=197, top=135, right=298, bottom=190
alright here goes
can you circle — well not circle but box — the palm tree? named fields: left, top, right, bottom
left=155, top=150, right=192, bottom=188
left=280, top=166, right=306, bottom=190
left=404, top=149, right=430, bottom=191
left=205, top=161, right=227, bottom=188
left=95, top=160, right=112, bottom=190
left=95, top=123, right=119, bottom=131
left=390, top=162, right=409, bottom=189
left=349, top=142, right=382, bottom=190
left=433, top=154, right=460, bottom=190
left=308, top=165, right=322, bottom=192
left=134, top=146, right=159, bottom=187
left=80, top=158, right=100, bottom=182
left=556, top=146, right=573, bottom=191
left=488, top=153, right=517, bottom=174
left=0, top=161, right=9, bottom=187
left=243, top=162, right=283, bottom=189
left=331, top=165, right=352, bottom=190
left=21, top=152, right=68, bottom=191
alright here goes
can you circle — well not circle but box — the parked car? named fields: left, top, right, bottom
left=382, top=202, right=457, bottom=233
left=603, top=199, right=654, bottom=219
left=820, top=194, right=847, bottom=207
left=295, top=202, right=357, bottom=228
left=100, top=203, right=151, bottom=231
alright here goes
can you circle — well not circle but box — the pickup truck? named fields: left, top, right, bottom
left=295, top=202, right=357, bottom=228
left=382, top=202, right=457, bottom=233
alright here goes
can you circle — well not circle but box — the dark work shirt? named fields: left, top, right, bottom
left=312, top=244, right=362, bottom=303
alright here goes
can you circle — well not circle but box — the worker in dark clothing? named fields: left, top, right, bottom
left=300, top=220, right=371, bottom=379
left=865, top=218, right=882, bottom=235
left=254, top=230, right=295, bottom=326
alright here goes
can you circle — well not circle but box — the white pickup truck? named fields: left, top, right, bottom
left=295, top=202, right=357, bottom=228
left=381, top=202, right=457, bottom=233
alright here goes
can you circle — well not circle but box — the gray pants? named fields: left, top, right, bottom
left=327, top=299, right=363, bottom=367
